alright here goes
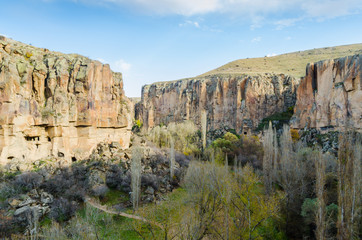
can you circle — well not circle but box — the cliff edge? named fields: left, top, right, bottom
left=0, top=36, right=133, bottom=169
left=291, top=54, right=361, bottom=131
left=137, top=73, right=298, bottom=133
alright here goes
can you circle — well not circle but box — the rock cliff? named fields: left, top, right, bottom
left=136, top=74, right=298, bottom=133
left=0, top=36, right=132, bottom=169
left=291, top=54, right=361, bottom=131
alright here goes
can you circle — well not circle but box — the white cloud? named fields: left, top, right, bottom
left=251, top=36, right=262, bottom=43
left=112, top=59, right=131, bottom=73
left=179, top=20, right=201, bottom=28
left=286, top=36, right=292, bottom=41
left=274, top=18, right=301, bottom=30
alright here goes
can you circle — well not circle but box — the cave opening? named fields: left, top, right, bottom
left=25, top=136, right=40, bottom=141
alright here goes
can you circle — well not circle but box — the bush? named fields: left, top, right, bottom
left=91, top=185, right=109, bottom=198
left=132, top=119, right=143, bottom=132
left=106, top=165, right=124, bottom=189
left=13, top=172, right=43, bottom=191
left=141, top=174, right=159, bottom=190
left=0, top=211, right=16, bottom=238
left=0, top=182, right=22, bottom=202
left=175, top=152, right=191, bottom=167
left=49, top=198, right=77, bottom=222
left=290, top=129, right=300, bottom=142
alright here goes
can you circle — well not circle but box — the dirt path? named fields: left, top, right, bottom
left=84, top=197, right=163, bottom=229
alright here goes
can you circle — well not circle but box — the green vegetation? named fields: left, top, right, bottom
left=256, top=106, right=294, bottom=131
left=1, top=117, right=361, bottom=239
left=209, top=131, right=263, bottom=167
left=101, top=189, right=129, bottom=206
left=148, top=120, right=201, bottom=156
left=132, top=119, right=143, bottom=132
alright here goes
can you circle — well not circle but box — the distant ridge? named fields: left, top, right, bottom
left=199, top=43, right=362, bottom=78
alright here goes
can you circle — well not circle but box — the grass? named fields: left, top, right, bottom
left=256, top=107, right=294, bottom=131
left=199, top=43, right=362, bottom=78
left=40, top=188, right=188, bottom=239
left=101, top=189, right=129, bottom=206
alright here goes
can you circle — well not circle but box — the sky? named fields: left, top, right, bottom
left=1, top=0, right=362, bottom=97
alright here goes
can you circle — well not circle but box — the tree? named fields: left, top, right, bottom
left=337, top=132, right=361, bottom=239
left=315, top=150, right=326, bottom=240
left=201, top=110, right=207, bottom=151
left=263, top=121, right=275, bottom=195
left=229, top=164, right=282, bottom=240
left=170, top=136, right=175, bottom=179
left=131, top=147, right=143, bottom=210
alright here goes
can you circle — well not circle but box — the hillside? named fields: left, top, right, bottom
left=199, top=43, right=362, bottom=78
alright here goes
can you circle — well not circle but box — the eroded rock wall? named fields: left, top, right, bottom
left=291, top=54, right=361, bottom=131
left=0, top=37, right=133, bottom=168
left=137, top=74, right=298, bottom=133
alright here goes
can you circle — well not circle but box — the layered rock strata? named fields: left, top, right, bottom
left=0, top=36, right=132, bottom=168
left=291, top=54, right=361, bottom=131
left=136, top=74, right=298, bottom=133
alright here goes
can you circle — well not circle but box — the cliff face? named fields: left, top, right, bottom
left=291, top=54, right=361, bottom=131
left=137, top=74, right=298, bottom=133
left=0, top=37, right=132, bottom=168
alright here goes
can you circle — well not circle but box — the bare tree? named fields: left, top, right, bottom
left=131, top=146, right=143, bottom=210
left=201, top=110, right=207, bottom=151
left=170, top=135, right=175, bottom=179
left=182, top=161, right=225, bottom=239
left=263, top=121, right=274, bottom=195
left=337, top=132, right=361, bottom=240
left=315, top=150, right=326, bottom=240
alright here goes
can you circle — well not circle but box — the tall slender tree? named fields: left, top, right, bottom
left=131, top=146, right=143, bottom=210
left=201, top=110, right=207, bottom=151
left=263, top=121, right=274, bottom=195
left=169, top=135, right=175, bottom=179
left=337, top=132, right=361, bottom=239
left=315, top=150, right=326, bottom=240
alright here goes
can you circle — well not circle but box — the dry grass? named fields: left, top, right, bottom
left=199, top=43, right=362, bottom=78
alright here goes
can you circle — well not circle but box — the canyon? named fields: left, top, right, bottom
left=0, top=36, right=361, bottom=168
left=0, top=36, right=132, bottom=169
left=137, top=53, right=361, bottom=133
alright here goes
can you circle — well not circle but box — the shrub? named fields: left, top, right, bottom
left=0, top=182, right=22, bottom=202
left=132, top=119, right=143, bottom=132
left=13, top=172, right=43, bottom=191
left=0, top=211, right=16, bottom=238
left=106, top=165, right=124, bottom=189
left=64, top=185, right=86, bottom=202
left=141, top=174, right=159, bottom=190
left=91, top=185, right=109, bottom=198
left=223, top=132, right=239, bottom=143
left=290, top=129, right=300, bottom=142
left=49, top=198, right=77, bottom=222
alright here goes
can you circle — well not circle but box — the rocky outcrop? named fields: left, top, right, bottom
left=137, top=74, right=298, bottom=133
left=0, top=36, right=132, bottom=168
left=291, top=54, right=361, bottom=131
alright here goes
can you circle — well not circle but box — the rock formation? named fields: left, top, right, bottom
left=291, top=54, right=361, bottom=131
left=136, top=74, right=298, bottom=133
left=0, top=36, right=132, bottom=169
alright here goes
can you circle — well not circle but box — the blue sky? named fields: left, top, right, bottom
left=1, top=0, right=362, bottom=97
